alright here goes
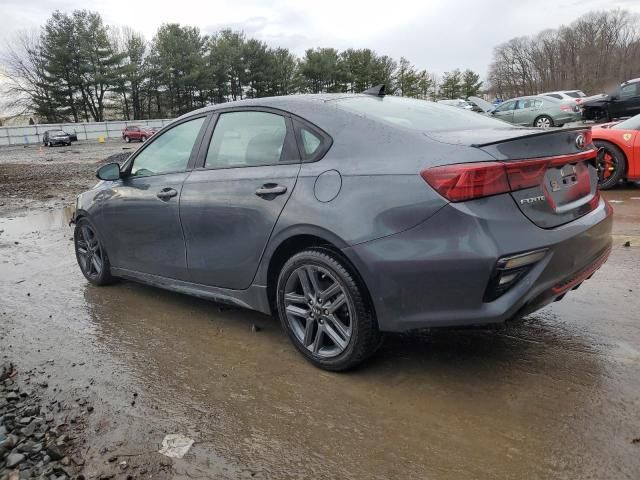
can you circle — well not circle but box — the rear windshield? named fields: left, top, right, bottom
left=335, top=96, right=505, bottom=132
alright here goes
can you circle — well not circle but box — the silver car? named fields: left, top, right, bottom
left=489, top=95, right=581, bottom=128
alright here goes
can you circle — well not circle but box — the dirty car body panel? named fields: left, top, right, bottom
left=75, top=94, right=612, bottom=336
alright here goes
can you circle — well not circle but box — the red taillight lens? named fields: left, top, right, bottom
left=420, top=162, right=510, bottom=202
left=421, top=149, right=597, bottom=203
left=560, top=104, right=573, bottom=112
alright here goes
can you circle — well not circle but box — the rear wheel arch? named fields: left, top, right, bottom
left=264, top=233, right=375, bottom=322
left=594, top=139, right=628, bottom=187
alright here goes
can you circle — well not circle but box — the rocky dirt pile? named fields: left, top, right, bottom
left=0, top=362, right=85, bottom=480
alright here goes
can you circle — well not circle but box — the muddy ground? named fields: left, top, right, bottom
left=1, top=142, right=639, bottom=479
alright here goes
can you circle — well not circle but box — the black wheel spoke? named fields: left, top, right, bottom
left=75, top=223, right=104, bottom=280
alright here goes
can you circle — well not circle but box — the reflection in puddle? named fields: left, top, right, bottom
left=0, top=206, right=75, bottom=235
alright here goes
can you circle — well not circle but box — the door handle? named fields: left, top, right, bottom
left=157, top=188, right=178, bottom=201
left=255, top=184, right=287, bottom=197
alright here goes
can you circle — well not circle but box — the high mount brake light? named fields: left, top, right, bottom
left=420, top=149, right=596, bottom=202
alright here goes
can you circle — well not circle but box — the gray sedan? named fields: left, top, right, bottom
left=73, top=92, right=611, bottom=370
left=488, top=95, right=581, bottom=128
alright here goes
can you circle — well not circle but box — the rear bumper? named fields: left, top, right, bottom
left=343, top=194, right=613, bottom=332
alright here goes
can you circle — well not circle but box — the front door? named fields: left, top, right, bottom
left=491, top=100, right=516, bottom=124
left=611, top=83, right=640, bottom=119
left=180, top=110, right=301, bottom=290
left=99, top=115, right=207, bottom=279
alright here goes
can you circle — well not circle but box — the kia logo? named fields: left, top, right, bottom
left=575, top=134, right=585, bottom=149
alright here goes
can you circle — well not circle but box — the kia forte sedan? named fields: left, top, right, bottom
left=73, top=92, right=612, bottom=370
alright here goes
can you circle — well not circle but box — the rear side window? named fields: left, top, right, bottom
left=336, top=96, right=507, bottom=132
left=301, top=128, right=321, bottom=156
left=565, top=91, right=582, bottom=98
left=545, top=94, right=563, bottom=99
left=205, top=111, right=288, bottom=168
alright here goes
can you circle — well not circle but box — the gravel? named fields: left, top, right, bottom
left=0, top=361, right=85, bottom=480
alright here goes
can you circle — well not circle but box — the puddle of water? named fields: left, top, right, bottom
left=0, top=206, right=75, bottom=236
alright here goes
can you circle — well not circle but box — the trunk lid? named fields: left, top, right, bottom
left=427, top=127, right=599, bottom=229
left=479, top=128, right=599, bottom=229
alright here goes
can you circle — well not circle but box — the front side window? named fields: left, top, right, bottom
left=619, top=84, right=638, bottom=99
left=131, top=117, right=205, bottom=177
left=496, top=101, right=516, bottom=112
left=205, top=111, right=287, bottom=168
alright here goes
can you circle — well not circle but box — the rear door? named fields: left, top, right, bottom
left=491, top=100, right=516, bottom=124
left=180, top=108, right=301, bottom=289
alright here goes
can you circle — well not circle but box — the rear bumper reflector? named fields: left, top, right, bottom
left=551, top=246, right=611, bottom=294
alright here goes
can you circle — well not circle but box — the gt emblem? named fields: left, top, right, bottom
left=623, top=133, right=632, bottom=142
left=575, top=134, right=585, bottom=149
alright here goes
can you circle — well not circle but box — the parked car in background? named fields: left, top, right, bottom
left=591, top=113, right=640, bottom=189
left=542, top=90, right=587, bottom=103
left=43, top=130, right=72, bottom=147
left=73, top=92, right=611, bottom=370
left=122, top=125, right=156, bottom=143
left=489, top=95, right=581, bottom=128
left=581, top=78, right=640, bottom=122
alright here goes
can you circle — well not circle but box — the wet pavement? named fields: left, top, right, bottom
left=1, top=188, right=639, bottom=479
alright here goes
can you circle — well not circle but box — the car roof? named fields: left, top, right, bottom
left=179, top=93, right=362, bottom=119
left=622, top=78, right=640, bottom=85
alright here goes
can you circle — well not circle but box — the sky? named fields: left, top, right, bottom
left=1, top=0, right=639, bottom=77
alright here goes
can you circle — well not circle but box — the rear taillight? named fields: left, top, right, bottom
left=560, top=104, right=573, bottom=112
left=421, top=150, right=596, bottom=202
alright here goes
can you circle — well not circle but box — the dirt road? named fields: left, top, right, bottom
left=1, top=142, right=639, bottom=479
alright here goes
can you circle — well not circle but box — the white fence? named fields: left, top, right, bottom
left=0, top=118, right=175, bottom=146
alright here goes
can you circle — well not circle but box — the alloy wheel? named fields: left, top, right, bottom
left=535, top=117, right=551, bottom=128
left=283, top=265, right=353, bottom=358
left=76, top=224, right=104, bottom=279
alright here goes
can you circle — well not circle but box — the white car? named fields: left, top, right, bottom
left=541, top=90, right=587, bottom=103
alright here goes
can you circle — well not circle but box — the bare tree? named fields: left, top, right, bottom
left=488, top=10, right=640, bottom=99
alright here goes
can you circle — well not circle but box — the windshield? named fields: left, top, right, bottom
left=612, top=113, right=640, bottom=131
left=335, top=96, right=506, bottom=132
left=50, top=130, right=66, bottom=136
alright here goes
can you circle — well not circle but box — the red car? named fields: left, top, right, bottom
left=122, top=126, right=157, bottom=143
left=592, top=114, right=640, bottom=189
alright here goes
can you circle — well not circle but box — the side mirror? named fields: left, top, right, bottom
left=96, top=162, right=121, bottom=181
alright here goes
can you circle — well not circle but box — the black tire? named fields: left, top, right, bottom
left=74, top=217, right=115, bottom=286
left=276, top=248, right=381, bottom=371
left=534, top=115, right=554, bottom=128
left=594, top=140, right=627, bottom=189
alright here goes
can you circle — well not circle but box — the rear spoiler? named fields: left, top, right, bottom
left=470, top=126, right=589, bottom=148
